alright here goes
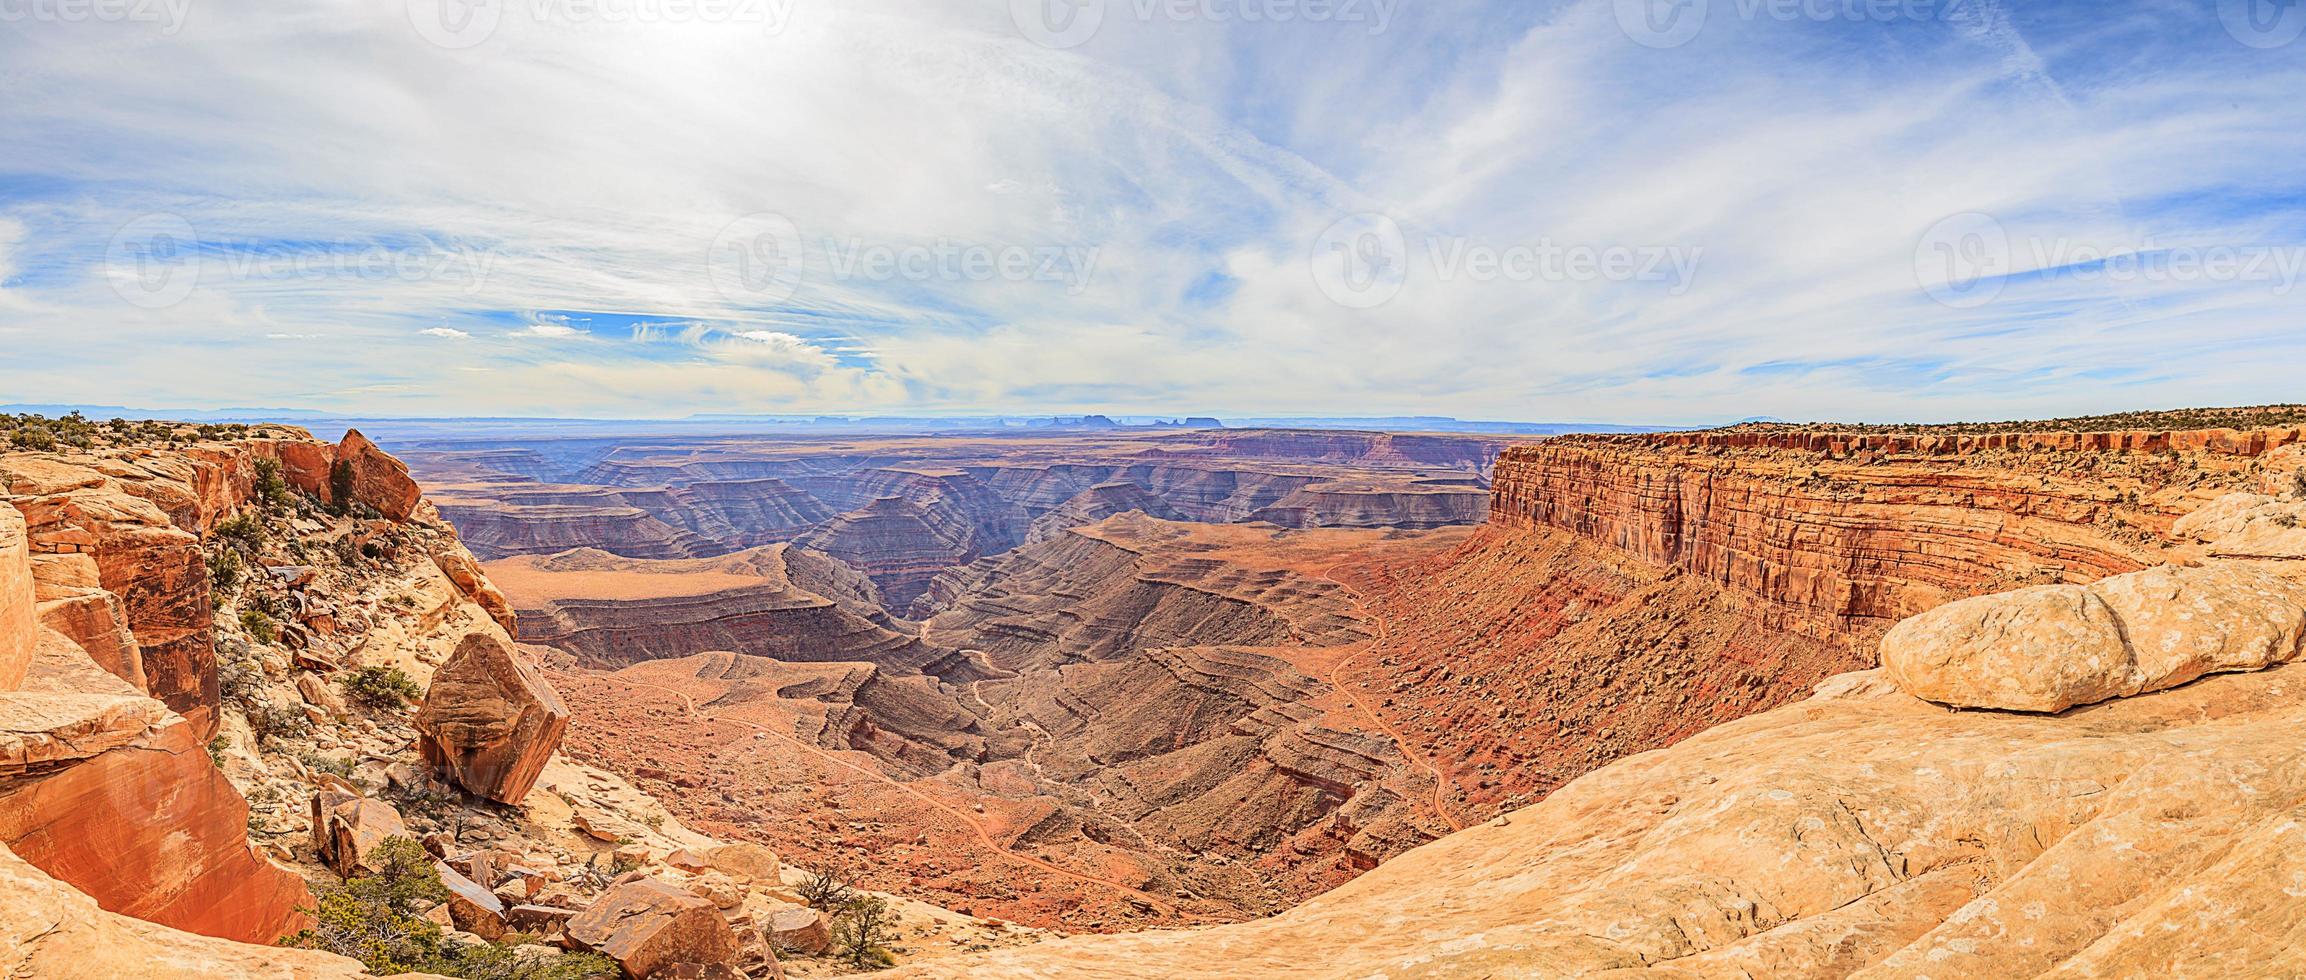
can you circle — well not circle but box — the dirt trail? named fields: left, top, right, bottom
left=1321, top=563, right=1468, bottom=834
left=616, top=674, right=1182, bottom=915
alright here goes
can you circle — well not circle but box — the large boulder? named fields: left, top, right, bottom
left=331, top=430, right=424, bottom=521
left=565, top=878, right=740, bottom=979
left=1882, top=563, right=2306, bottom=712
left=415, top=632, right=570, bottom=804
left=310, top=792, right=408, bottom=877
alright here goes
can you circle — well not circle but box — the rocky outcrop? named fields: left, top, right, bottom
left=1247, top=481, right=1487, bottom=530
left=1885, top=561, right=2306, bottom=712
left=1023, top=482, right=1185, bottom=544
left=566, top=877, right=742, bottom=978
left=415, top=632, right=570, bottom=804
left=486, top=546, right=948, bottom=674
left=0, top=841, right=367, bottom=979
left=0, top=690, right=310, bottom=943
left=799, top=497, right=983, bottom=613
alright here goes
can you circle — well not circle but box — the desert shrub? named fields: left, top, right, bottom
left=298, top=750, right=357, bottom=780
left=208, top=547, right=245, bottom=590
left=830, top=894, right=898, bottom=970
left=9, top=425, right=56, bottom=451
left=284, top=837, right=618, bottom=979
left=207, top=735, right=230, bottom=767
left=217, top=638, right=265, bottom=706
left=240, top=608, right=278, bottom=644
left=342, top=666, right=424, bottom=710
left=329, top=459, right=356, bottom=515
left=2291, top=468, right=2306, bottom=499
left=797, top=861, right=857, bottom=912
left=244, top=698, right=312, bottom=745
left=216, top=512, right=266, bottom=546
left=253, top=457, right=293, bottom=509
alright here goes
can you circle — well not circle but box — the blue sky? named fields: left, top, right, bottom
left=1, top=0, right=2303, bottom=423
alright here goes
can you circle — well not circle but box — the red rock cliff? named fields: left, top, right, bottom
left=1484, top=426, right=2287, bottom=637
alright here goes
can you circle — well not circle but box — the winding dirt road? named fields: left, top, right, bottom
left=1321, top=563, right=1469, bottom=834
left=615, top=673, right=1182, bottom=915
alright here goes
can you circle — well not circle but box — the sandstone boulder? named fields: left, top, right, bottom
left=565, top=878, right=740, bottom=979
left=0, top=507, right=33, bottom=691
left=765, top=907, right=831, bottom=955
left=331, top=430, right=424, bottom=520
left=415, top=632, right=570, bottom=804
left=1880, top=584, right=2132, bottom=712
left=707, top=841, right=780, bottom=882
left=433, top=548, right=519, bottom=635
left=1882, top=563, right=2306, bottom=712
left=311, top=792, right=409, bottom=877
left=438, top=860, right=508, bottom=941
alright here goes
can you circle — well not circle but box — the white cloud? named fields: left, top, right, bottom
left=0, top=1, right=2300, bottom=422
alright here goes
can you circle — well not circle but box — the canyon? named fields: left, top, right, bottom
left=10, top=407, right=2306, bottom=977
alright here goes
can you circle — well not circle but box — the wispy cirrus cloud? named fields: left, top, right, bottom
left=0, top=0, right=2300, bottom=422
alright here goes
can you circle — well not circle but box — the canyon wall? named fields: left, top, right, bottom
left=0, top=429, right=431, bottom=945
left=1485, top=431, right=2252, bottom=638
